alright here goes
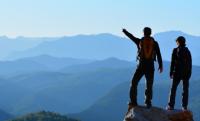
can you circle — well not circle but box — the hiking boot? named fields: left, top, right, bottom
left=127, top=102, right=138, bottom=111
left=182, top=107, right=187, bottom=111
left=166, top=105, right=174, bottom=110
left=128, top=103, right=138, bottom=111
left=145, top=104, right=152, bottom=109
left=126, top=103, right=138, bottom=116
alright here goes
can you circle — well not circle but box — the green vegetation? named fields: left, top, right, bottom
left=8, top=111, right=79, bottom=121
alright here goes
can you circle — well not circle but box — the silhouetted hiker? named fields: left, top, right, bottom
left=167, top=36, right=192, bottom=111
left=122, top=27, right=163, bottom=110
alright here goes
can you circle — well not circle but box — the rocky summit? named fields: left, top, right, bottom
left=124, top=106, right=194, bottom=121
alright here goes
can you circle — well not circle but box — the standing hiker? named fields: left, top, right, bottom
left=167, top=36, right=192, bottom=111
left=122, top=27, right=163, bottom=110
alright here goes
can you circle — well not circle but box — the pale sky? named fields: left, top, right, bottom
left=0, top=0, right=199, bottom=37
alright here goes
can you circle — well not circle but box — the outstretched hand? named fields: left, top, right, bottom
left=122, top=28, right=127, bottom=33
left=170, top=72, right=173, bottom=79
left=170, top=75, right=173, bottom=79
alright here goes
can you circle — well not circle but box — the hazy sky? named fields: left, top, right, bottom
left=0, top=0, right=199, bottom=37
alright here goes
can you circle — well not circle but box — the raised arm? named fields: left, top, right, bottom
left=122, top=29, right=140, bottom=47
left=189, top=51, right=192, bottom=71
left=155, top=41, right=163, bottom=72
left=188, top=50, right=192, bottom=76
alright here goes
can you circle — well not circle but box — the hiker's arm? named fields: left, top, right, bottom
left=188, top=50, right=192, bottom=74
left=155, top=42, right=163, bottom=72
left=122, top=29, right=140, bottom=46
left=170, top=49, right=176, bottom=78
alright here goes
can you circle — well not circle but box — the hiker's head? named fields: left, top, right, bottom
left=176, top=36, right=186, bottom=46
left=143, top=27, right=152, bottom=37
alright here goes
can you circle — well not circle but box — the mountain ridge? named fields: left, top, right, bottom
left=5, top=31, right=200, bottom=66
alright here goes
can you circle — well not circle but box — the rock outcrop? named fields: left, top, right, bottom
left=124, top=106, right=194, bottom=121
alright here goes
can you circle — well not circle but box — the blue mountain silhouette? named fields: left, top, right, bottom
left=6, top=31, right=200, bottom=66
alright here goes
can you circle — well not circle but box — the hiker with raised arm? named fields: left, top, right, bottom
left=167, top=36, right=192, bottom=111
left=122, top=27, right=163, bottom=111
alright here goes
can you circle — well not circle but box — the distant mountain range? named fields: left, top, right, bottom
left=6, top=33, right=135, bottom=61
left=0, top=31, right=199, bottom=121
left=0, top=55, right=92, bottom=77
left=2, top=31, right=200, bottom=65
left=0, top=56, right=200, bottom=118
left=0, top=36, right=58, bottom=60
left=0, top=57, right=135, bottom=115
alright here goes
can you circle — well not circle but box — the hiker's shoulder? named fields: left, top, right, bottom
left=172, top=48, right=178, bottom=54
left=183, top=47, right=190, bottom=51
left=181, top=47, right=191, bottom=55
left=152, top=38, right=159, bottom=46
left=178, top=46, right=189, bottom=52
left=148, top=37, right=157, bottom=43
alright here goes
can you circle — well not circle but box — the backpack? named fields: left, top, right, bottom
left=176, top=47, right=191, bottom=76
left=137, top=37, right=156, bottom=61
